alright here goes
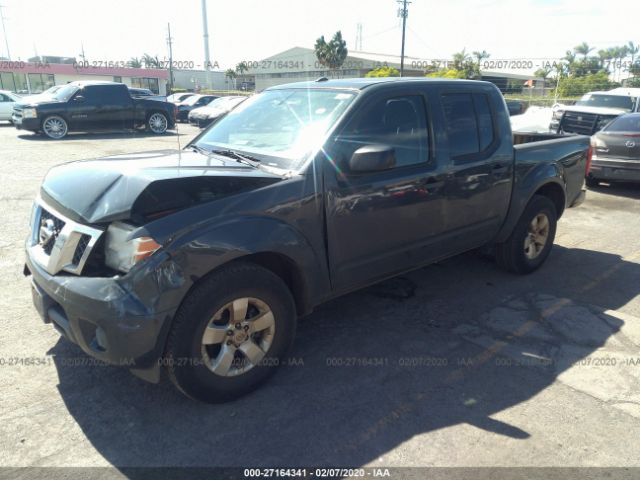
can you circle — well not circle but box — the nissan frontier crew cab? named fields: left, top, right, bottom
left=25, top=78, right=590, bottom=403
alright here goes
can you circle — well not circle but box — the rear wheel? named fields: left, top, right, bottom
left=165, top=262, right=296, bottom=403
left=41, top=115, right=68, bottom=139
left=496, top=195, right=557, bottom=274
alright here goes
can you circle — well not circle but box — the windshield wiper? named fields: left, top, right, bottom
left=210, top=149, right=261, bottom=167
left=189, top=144, right=210, bottom=155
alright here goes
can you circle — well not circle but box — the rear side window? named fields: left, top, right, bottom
left=441, top=92, right=495, bottom=160
left=605, top=115, right=640, bottom=133
left=86, top=85, right=130, bottom=104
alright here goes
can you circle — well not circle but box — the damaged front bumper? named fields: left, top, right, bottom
left=24, top=249, right=183, bottom=383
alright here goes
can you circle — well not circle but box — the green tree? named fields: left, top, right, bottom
left=225, top=69, right=237, bottom=89
left=472, top=50, right=491, bottom=67
left=314, top=31, right=348, bottom=75
left=127, top=57, right=142, bottom=68
left=142, top=53, right=160, bottom=68
left=425, top=68, right=466, bottom=79
left=574, top=42, right=594, bottom=60
left=365, top=66, right=400, bottom=77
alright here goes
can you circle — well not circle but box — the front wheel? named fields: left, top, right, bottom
left=147, top=112, right=168, bottom=134
left=41, top=115, right=68, bottom=139
left=496, top=195, right=557, bottom=274
left=165, top=262, right=297, bottom=403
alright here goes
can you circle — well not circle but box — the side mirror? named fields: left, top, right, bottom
left=349, top=145, right=396, bottom=173
left=74, top=95, right=85, bottom=102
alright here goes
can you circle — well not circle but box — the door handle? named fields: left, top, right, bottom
left=492, top=163, right=509, bottom=174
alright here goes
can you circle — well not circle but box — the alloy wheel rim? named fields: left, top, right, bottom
left=149, top=113, right=167, bottom=133
left=524, top=213, right=550, bottom=260
left=201, top=297, right=275, bottom=377
left=44, top=118, right=67, bottom=139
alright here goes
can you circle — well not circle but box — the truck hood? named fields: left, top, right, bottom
left=561, top=105, right=629, bottom=116
left=17, top=98, right=64, bottom=107
left=41, top=149, right=283, bottom=224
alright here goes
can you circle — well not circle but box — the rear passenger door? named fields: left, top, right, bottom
left=437, top=88, right=513, bottom=252
left=323, top=88, right=448, bottom=292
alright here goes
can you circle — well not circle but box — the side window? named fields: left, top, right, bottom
left=0, top=93, right=8, bottom=102
left=79, top=86, right=98, bottom=102
left=337, top=95, right=429, bottom=168
left=441, top=92, right=495, bottom=161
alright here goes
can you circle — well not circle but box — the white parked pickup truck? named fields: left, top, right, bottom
left=552, top=88, right=640, bottom=135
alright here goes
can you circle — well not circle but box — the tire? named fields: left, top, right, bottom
left=585, top=176, right=599, bottom=188
left=165, top=262, right=297, bottom=403
left=496, top=195, right=557, bottom=274
left=41, top=115, right=68, bottom=139
left=147, top=112, right=168, bottom=134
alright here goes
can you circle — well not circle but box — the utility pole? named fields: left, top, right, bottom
left=356, top=23, right=363, bottom=51
left=166, top=23, right=174, bottom=94
left=397, top=0, right=410, bottom=77
left=79, top=42, right=86, bottom=62
left=0, top=4, right=11, bottom=60
left=201, top=0, right=212, bottom=90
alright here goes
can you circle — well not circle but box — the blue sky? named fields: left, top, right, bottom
left=1, top=0, right=638, bottom=69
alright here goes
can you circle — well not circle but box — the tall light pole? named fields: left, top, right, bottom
left=166, top=23, right=174, bottom=94
left=0, top=4, right=10, bottom=60
left=201, top=0, right=212, bottom=90
left=397, top=0, right=410, bottom=77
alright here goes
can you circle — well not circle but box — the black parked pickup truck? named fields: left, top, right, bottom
left=25, top=78, right=589, bottom=402
left=12, top=81, right=176, bottom=139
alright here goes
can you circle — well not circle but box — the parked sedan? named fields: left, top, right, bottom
left=176, top=94, right=219, bottom=122
left=588, top=113, right=640, bottom=186
left=167, top=92, right=195, bottom=104
left=0, top=90, right=20, bottom=122
left=188, top=95, right=246, bottom=128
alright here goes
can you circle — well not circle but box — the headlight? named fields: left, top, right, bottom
left=552, top=110, right=564, bottom=120
left=22, top=107, right=38, bottom=119
left=104, top=222, right=162, bottom=273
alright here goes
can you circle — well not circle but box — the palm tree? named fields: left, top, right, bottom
left=225, top=69, right=237, bottom=90
left=127, top=57, right=142, bottom=68
left=452, top=48, right=470, bottom=70
left=235, top=61, right=249, bottom=87
left=314, top=31, right=348, bottom=76
left=472, top=50, right=490, bottom=67
left=574, top=42, right=594, bottom=60
left=142, top=53, right=160, bottom=69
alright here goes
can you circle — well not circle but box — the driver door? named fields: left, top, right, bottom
left=323, top=89, right=448, bottom=293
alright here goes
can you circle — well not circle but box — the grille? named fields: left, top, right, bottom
left=72, top=234, right=91, bottom=265
left=560, top=111, right=598, bottom=135
left=39, top=208, right=66, bottom=255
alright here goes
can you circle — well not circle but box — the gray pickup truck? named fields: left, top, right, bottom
left=25, top=78, right=589, bottom=402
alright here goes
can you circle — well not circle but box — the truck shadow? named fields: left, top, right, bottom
left=588, top=182, right=640, bottom=200
left=49, top=246, right=640, bottom=468
left=16, top=129, right=185, bottom=141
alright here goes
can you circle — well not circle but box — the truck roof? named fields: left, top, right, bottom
left=587, top=88, right=640, bottom=97
left=267, top=77, right=492, bottom=91
left=67, top=80, right=124, bottom=87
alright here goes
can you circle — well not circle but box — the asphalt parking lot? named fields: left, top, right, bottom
left=1, top=121, right=640, bottom=473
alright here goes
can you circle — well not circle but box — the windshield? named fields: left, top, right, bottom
left=52, top=84, right=80, bottom=102
left=193, top=88, right=356, bottom=171
left=603, top=115, right=640, bottom=133
left=576, top=94, right=636, bottom=111
left=182, top=95, right=203, bottom=106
